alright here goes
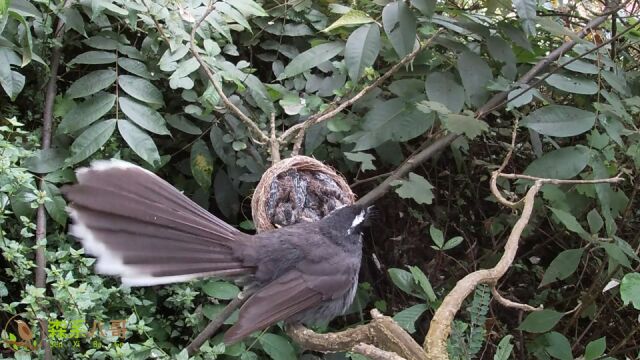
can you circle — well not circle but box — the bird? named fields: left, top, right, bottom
left=62, top=159, right=370, bottom=344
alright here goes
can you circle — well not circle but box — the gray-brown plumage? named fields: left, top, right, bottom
left=62, top=159, right=369, bottom=344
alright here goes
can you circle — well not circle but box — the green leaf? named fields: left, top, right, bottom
left=587, top=209, right=604, bottom=234
left=214, top=170, right=239, bottom=221
left=584, top=337, right=606, bottom=360
left=601, top=70, right=630, bottom=96
left=514, top=0, right=536, bottom=36
left=8, top=0, right=42, bottom=18
left=170, top=57, right=200, bottom=79
left=393, top=303, right=427, bottom=333
left=217, top=2, right=251, bottom=30
left=430, top=225, right=444, bottom=248
left=518, top=309, right=564, bottom=333
left=119, top=58, right=153, bottom=79
left=259, top=334, right=296, bottom=360
left=57, top=8, right=86, bottom=35
left=344, top=152, right=376, bottom=171
left=545, top=74, right=598, bottom=95
left=190, top=139, right=214, bottom=189
left=349, top=98, right=434, bottom=151
left=408, top=266, right=436, bottom=302
left=523, top=146, right=590, bottom=180
left=558, top=57, right=599, bottom=74
left=226, top=0, right=267, bottom=17
left=620, top=273, right=640, bottom=310
left=0, top=64, right=25, bottom=101
left=544, top=332, right=573, bottom=360
left=441, top=114, right=488, bottom=139
left=59, top=92, right=116, bottom=133
left=117, top=120, right=161, bottom=166
left=66, top=70, right=117, bottom=99
left=457, top=51, right=492, bottom=108
left=521, top=105, right=596, bottom=137
left=119, top=96, right=170, bottom=135
left=83, top=36, right=119, bottom=50
left=23, top=148, right=69, bottom=173
left=278, top=41, right=344, bottom=80
left=493, top=335, right=514, bottom=360
left=166, top=114, right=202, bottom=135
left=391, top=172, right=434, bottom=205
left=388, top=268, right=421, bottom=297
left=202, top=281, right=240, bottom=300
left=549, top=207, right=589, bottom=237
left=118, top=75, right=163, bottom=105
left=67, top=119, right=117, bottom=165
left=601, top=243, right=632, bottom=269
left=323, top=10, right=374, bottom=32
left=382, top=0, right=416, bottom=57
left=540, top=248, right=584, bottom=287
left=68, top=51, right=116, bottom=65
left=345, top=24, right=380, bottom=82
left=43, top=182, right=67, bottom=226
left=411, top=0, right=436, bottom=16
left=442, top=236, right=463, bottom=250
left=425, top=72, right=465, bottom=113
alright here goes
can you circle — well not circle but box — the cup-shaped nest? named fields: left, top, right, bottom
left=251, top=156, right=355, bottom=233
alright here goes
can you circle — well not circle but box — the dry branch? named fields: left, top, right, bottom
left=286, top=309, right=426, bottom=360
left=491, top=286, right=543, bottom=312
left=189, top=2, right=270, bottom=144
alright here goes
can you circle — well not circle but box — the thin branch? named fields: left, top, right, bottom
left=36, top=2, right=72, bottom=357
left=189, top=2, right=269, bottom=143
left=491, top=286, right=543, bottom=312
left=279, top=30, right=445, bottom=145
left=185, top=290, right=253, bottom=356
left=499, top=173, right=624, bottom=184
left=270, top=113, right=280, bottom=164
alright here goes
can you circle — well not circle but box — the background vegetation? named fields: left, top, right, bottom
left=0, top=0, right=639, bottom=359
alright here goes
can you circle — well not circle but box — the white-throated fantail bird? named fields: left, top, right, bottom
left=62, top=159, right=370, bottom=344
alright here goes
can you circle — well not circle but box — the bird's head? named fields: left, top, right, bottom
left=322, top=204, right=373, bottom=237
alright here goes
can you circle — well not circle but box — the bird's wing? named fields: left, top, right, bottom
left=223, top=264, right=354, bottom=344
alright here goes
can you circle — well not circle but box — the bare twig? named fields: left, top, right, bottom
left=491, top=286, right=543, bottom=312
left=286, top=309, right=426, bottom=360
left=270, top=113, right=280, bottom=164
left=280, top=30, right=445, bottom=146
left=189, top=2, right=269, bottom=143
left=185, top=290, right=253, bottom=356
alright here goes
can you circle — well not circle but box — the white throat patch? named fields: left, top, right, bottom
left=347, top=210, right=366, bottom=235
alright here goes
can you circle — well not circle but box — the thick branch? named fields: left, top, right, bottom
left=189, top=2, right=269, bottom=143
left=287, top=309, right=426, bottom=360
left=280, top=30, right=444, bottom=145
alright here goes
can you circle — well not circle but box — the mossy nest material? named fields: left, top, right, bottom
left=251, top=156, right=355, bottom=232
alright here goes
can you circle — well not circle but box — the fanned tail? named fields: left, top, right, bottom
left=63, top=159, right=254, bottom=286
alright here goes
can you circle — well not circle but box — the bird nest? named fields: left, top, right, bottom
left=251, top=156, right=355, bottom=233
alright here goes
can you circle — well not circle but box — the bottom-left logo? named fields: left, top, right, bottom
left=2, top=314, right=127, bottom=353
